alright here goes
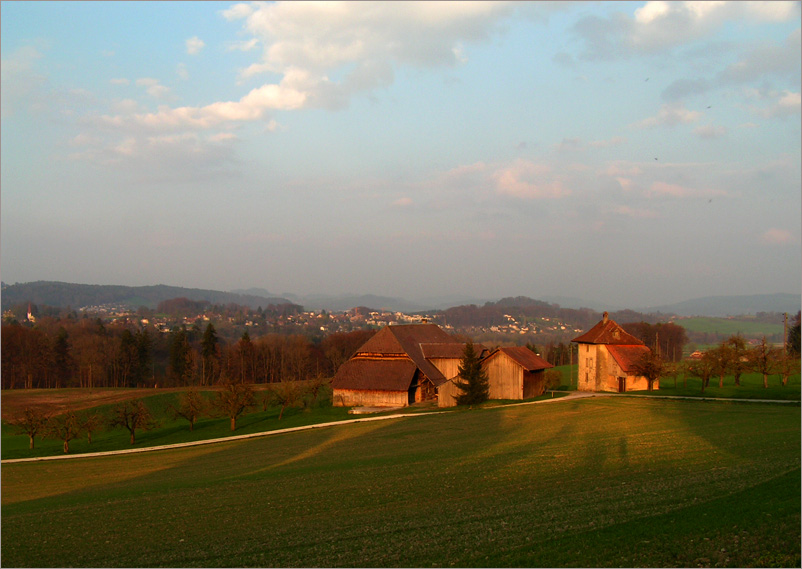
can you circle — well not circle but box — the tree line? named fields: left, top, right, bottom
left=1, top=316, right=376, bottom=390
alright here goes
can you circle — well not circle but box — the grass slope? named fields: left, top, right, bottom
left=2, top=397, right=799, bottom=567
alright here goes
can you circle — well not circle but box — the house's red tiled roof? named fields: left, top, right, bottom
left=572, top=315, right=644, bottom=346
left=489, top=346, right=553, bottom=371
left=331, top=358, right=418, bottom=391
left=607, top=345, right=651, bottom=373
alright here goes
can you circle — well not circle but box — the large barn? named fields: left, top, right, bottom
left=331, top=323, right=485, bottom=408
left=572, top=312, right=654, bottom=392
left=332, top=323, right=554, bottom=408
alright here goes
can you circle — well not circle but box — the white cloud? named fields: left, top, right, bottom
left=648, top=181, right=725, bottom=198
left=176, top=63, right=189, bottom=81
left=186, top=36, right=205, bottom=55
left=225, top=1, right=519, bottom=109
left=493, top=159, right=569, bottom=200
left=135, top=77, right=172, bottom=100
left=110, top=78, right=130, bottom=85
left=590, top=136, right=626, bottom=148
left=694, top=123, right=727, bottom=139
left=760, top=228, right=795, bottom=245
left=612, top=205, right=659, bottom=219
left=762, top=90, right=801, bottom=118
left=633, top=103, right=702, bottom=128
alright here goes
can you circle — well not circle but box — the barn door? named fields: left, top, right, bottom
left=618, top=376, right=626, bottom=393
left=408, top=378, right=418, bottom=404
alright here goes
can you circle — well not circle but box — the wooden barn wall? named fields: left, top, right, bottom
left=522, top=370, right=546, bottom=399
left=332, top=389, right=407, bottom=408
left=483, top=353, right=523, bottom=400
left=428, top=358, right=461, bottom=381
left=437, top=379, right=460, bottom=407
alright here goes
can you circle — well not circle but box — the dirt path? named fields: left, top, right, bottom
left=3, top=391, right=795, bottom=465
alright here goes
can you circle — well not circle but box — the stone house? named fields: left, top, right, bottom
left=571, top=312, right=654, bottom=392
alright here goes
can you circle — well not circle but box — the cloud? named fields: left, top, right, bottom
left=571, top=1, right=800, bottom=60
left=612, top=205, right=659, bottom=219
left=694, top=123, right=727, bottom=139
left=110, top=78, right=130, bottom=86
left=186, top=36, right=205, bottom=55
left=222, top=1, right=520, bottom=109
left=590, top=136, right=626, bottom=148
left=176, top=63, right=189, bottom=81
left=135, top=77, right=173, bottom=100
left=633, top=103, right=702, bottom=128
left=648, top=181, right=725, bottom=199
left=392, top=197, right=414, bottom=207
left=1, top=44, right=47, bottom=117
left=493, top=160, right=569, bottom=200
left=760, top=228, right=795, bottom=245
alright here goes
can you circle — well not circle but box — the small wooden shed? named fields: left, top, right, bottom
left=438, top=346, right=553, bottom=407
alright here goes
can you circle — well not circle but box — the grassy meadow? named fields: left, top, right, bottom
left=2, top=396, right=799, bottom=567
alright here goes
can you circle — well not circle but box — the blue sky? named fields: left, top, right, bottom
left=2, top=1, right=800, bottom=308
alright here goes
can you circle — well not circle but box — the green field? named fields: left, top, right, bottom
left=2, top=397, right=799, bottom=567
left=676, top=317, right=784, bottom=339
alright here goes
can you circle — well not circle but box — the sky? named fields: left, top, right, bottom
left=2, top=1, right=800, bottom=308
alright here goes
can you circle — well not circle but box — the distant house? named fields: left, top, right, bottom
left=571, top=312, right=654, bottom=392
left=331, top=323, right=486, bottom=408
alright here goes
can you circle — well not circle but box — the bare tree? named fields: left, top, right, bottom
left=631, top=350, right=664, bottom=391
left=685, top=354, right=716, bottom=393
left=750, top=337, right=774, bottom=389
left=10, top=407, right=50, bottom=450
left=170, top=387, right=207, bottom=431
left=212, top=379, right=255, bottom=431
left=268, top=380, right=303, bottom=420
left=109, top=400, right=158, bottom=444
left=724, top=336, right=750, bottom=386
left=46, top=411, right=82, bottom=453
left=81, top=412, right=103, bottom=444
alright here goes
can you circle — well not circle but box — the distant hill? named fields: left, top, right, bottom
left=642, top=293, right=800, bottom=317
left=1, top=281, right=293, bottom=312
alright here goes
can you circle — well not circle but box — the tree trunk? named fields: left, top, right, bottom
left=230, top=416, right=236, bottom=431
left=718, top=374, right=724, bottom=389
left=63, top=440, right=69, bottom=454
left=29, top=435, right=34, bottom=450
left=782, top=373, right=789, bottom=386
left=130, top=430, right=136, bottom=445
left=763, top=373, right=768, bottom=388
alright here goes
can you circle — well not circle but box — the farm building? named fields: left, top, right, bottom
left=332, top=323, right=555, bottom=408
left=331, top=323, right=487, bottom=408
left=571, top=312, right=654, bottom=392
left=437, top=346, right=553, bottom=407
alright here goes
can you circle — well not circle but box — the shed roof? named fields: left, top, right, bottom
left=607, top=345, right=651, bottom=374
left=487, top=346, right=554, bottom=371
left=572, top=313, right=644, bottom=346
left=420, top=342, right=489, bottom=360
left=331, top=358, right=418, bottom=392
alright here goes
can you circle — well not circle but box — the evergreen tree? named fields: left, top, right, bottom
left=454, top=342, right=489, bottom=406
left=200, top=322, right=220, bottom=386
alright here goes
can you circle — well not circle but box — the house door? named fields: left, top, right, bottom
left=618, top=377, right=626, bottom=393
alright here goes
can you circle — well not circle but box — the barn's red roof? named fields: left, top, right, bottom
left=607, top=345, right=651, bottom=373
left=571, top=313, right=644, bottom=346
left=488, top=346, right=553, bottom=371
left=336, top=324, right=469, bottom=389
left=331, top=359, right=418, bottom=391
left=420, top=343, right=489, bottom=360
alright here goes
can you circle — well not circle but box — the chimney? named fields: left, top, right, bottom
left=602, top=311, right=609, bottom=324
